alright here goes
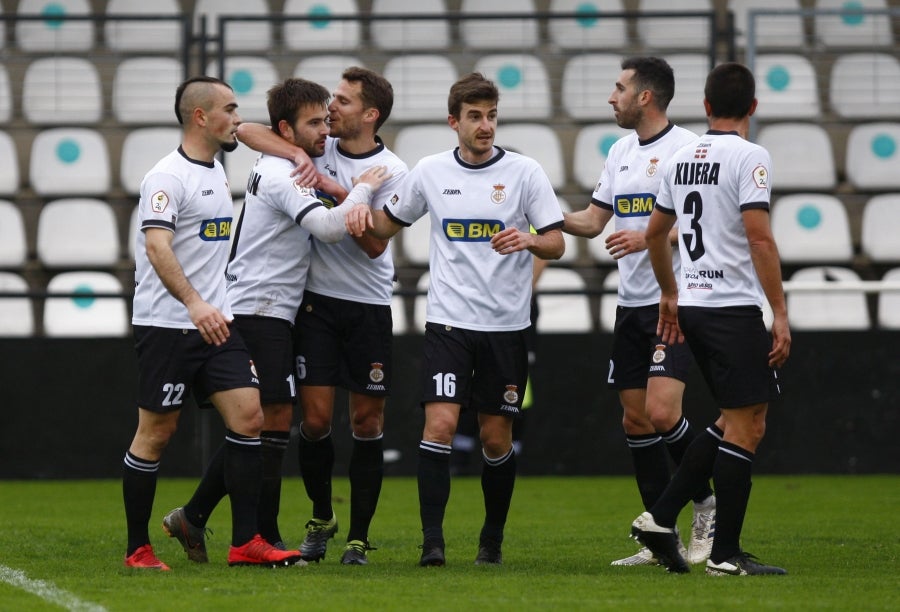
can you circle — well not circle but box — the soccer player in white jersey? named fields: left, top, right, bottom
left=632, top=62, right=790, bottom=576
left=159, top=78, right=390, bottom=563
left=123, top=76, right=301, bottom=569
left=346, top=73, right=565, bottom=566
left=236, top=67, right=408, bottom=565
left=563, top=57, right=716, bottom=567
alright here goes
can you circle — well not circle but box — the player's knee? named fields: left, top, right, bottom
left=621, top=410, right=654, bottom=435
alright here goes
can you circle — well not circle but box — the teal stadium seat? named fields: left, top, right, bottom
left=753, top=54, right=821, bottom=120
left=770, top=194, right=853, bottom=264
left=370, top=0, right=450, bottom=50
left=29, top=128, right=110, bottom=196
left=473, top=54, right=551, bottom=120
left=756, top=123, right=836, bottom=190
left=207, top=57, right=279, bottom=123
left=283, top=0, right=361, bottom=51
left=44, top=271, right=129, bottom=337
left=845, top=123, right=900, bottom=190
left=16, top=0, right=93, bottom=52
left=571, top=123, right=630, bottom=191
left=547, top=0, right=627, bottom=50
left=814, top=0, right=893, bottom=48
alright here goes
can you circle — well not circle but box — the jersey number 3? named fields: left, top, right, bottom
left=681, top=190, right=706, bottom=262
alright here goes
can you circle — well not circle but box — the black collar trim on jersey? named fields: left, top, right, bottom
left=453, top=146, right=506, bottom=169
left=177, top=145, right=216, bottom=168
left=336, top=135, right=386, bottom=160
left=705, top=129, right=741, bottom=136
left=638, top=122, right=675, bottom=147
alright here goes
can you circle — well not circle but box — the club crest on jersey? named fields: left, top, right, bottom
left=199, top=217, right=232, bottom=241
left=293, top=182, right=315, bottom=198
left=652, top=344, right=666, bottom=364
left=647, top=157, right=659, bottom=177
left=369, top=362, right=385, bottom=383
left=753, top=165, right=769, bottom=188
left=151, top=190, right=169, bottom=213
left=491, top=183, right=506, bottom=204
left=390, top=193, right=399, bottom=206
left=503, top=385, right=519, bottom=405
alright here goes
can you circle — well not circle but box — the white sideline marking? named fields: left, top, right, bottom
left=0, top=564, right=106, bottom=612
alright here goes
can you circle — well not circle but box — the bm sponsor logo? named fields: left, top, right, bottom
left=615, top=193, right=655, bottom=217
left=442, top=218, right=505, bottom=241
left=199, top=217, right=232, bottom=241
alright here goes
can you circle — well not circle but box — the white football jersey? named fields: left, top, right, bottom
left=304, top=137, right=409, bottom=305
left=386, top=147, right=564, bottom=332
left=592, top=124, right=698, bottom=307
left=656, top=130, right=772, bottom=308
left=133, top=147, right=234, bottom=328
left=226, top=154, right=327, bottom=322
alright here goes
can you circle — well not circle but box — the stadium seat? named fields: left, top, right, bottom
left=113, top=57, right=184, bottom=125
left=44, top=271, right=129, bottom=337
left=37, top=199, right=120, bottom=268
left=383, top=55, right=458, bottom=122
left=0, top=200, right=27, bottom=268
left=861, top=193, right=900, bottom=262
left=0, top=131, right=20, bottom=195
left=22, top=57, right=102, bottom=125
left=786, top=266, right=870, bottom=330
left=561, top=54, right=624, bottom=121
left=637, top=0, right=714, bottom=50
left=535, top=268, right=593, bottom=333
left=120, top=127, right=181, bottom=195
left=496, top=124, right=565, bottom=190
left=207, top=57, right=280, bottom=123
left=845, top=122, right=900, bottom=190
left=194, top=0, right=272, bottom=52
left=756, top=123, right=836, bottom=190
left=391, top=281, right=408, bottom=335
left=283, top=0, right=361, bottom=51
left=547, top=0, right=628, bottom=50
left=29, top=128, right=111, bottom=196
left=223, top=141, right=261, bottom=197
left=666, top=54, right=711, bottom=121
left=16, top=0, right=93, bottom=52
left=770, top=194, right=853, bottom=264
left=399, top=210, right=431, bottom=266
left=0, top=64, right=10, bottom=123
left=413, top=271, right=430, bottom=331
left=572, top=123, right=630, bottom=190
left=553, top=198, right=580, bottom=265
left=753, top=54, right=821, bottom=120
left=391, top=124, right=458, bottom=170
left=728, top=0, right=805, bottom=49
left=829, top=53, right=900, bottom=119
left=128, top=205, right=140, bottom=261
left=814, top=0, right=893, bottom=48
left=0, top=272, right=34, bottom=337
left=459, top=0, right=539, bottom=50
left=473, top=55, right=551, bottom=121
left=599, top=269, right=618, bottom=332
left=105, top=0, right=184, bottom=52
left=293, top=55, right=364, bottom=93
left=370, top=0, right=450, bottom=50
left=876, top=267, right=900, bottom=329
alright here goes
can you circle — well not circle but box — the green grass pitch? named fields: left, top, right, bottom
left=0, top=475, right=896, bottom=611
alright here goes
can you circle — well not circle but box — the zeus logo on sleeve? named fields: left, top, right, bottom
left=615, top=193, right=656, bottom=217
left=199, top=217, right=232, bottom=241
left=442, top=219, right=505, bottom=241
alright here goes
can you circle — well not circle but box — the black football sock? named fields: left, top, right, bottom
left=348, top=434, right=384, bottom=543
left=627, top=433, right=670, bottom=511
left=661, top=416, right=714, bottom=503
left=298, top=427, right=335, bottom=520
left=123, top=451, right=159, bottom=556
left=418, top=441, right=451, bottom=545
left=710, top=441, right=754, bottom=564
left=480, top=448, right=516, bottom=544
left=184, top=442, right=226, bottom=528
left=259, top=430, right=290, bottom=545
left=223, top=430, right=262, bottom=546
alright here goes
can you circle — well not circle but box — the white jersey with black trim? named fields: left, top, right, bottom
left=226, top=153, right=328, bottom=322
left=304, top=136, right=409, bottom=305
left=591, top=124, right=698, bottom=307
left=385, top=147, right=564, bottom=332
left=133, top=147, right=234, bottom=328
left=655, top=130, right=772, bottom=308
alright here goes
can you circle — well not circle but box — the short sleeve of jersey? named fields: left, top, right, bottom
left=385, top=156, right=431, bottom=226
left=140, top=171, right=185, bottom=232
left=261, top=157, right=323, bottom=222
left=738, top=147, right=773, bottom=211
left=372, top=158, right=409, bottom=212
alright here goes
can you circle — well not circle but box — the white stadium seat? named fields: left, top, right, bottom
left=473, top=54, right=552, bottom=121
left=459, top=0, right=538, bottom=50
left=16, top=0, right=93, bottom=52
left=771, top=194, right=853, bottom=264
left=814, top=0, right=893, bottom=49
left=562, top=54, right=623, bottom=121
left=0, top=200, right=27, bottom=268
left=399, top=210, right=431, bottom=266
left=829, top=53, right=900, bottom=119
left=22, top=57, right=102, bottom=125
left=666, top=54, right=710, bottom=121
left=0, top=64, right=11, bottom=123
left=637, top=0, right=713, bottom=50
left=37, top=199, right=120, bottom=268
left=753, top=54, right=821, bottom=120
left=391, top=124, right=459, bottom=170
left=194, top=0, right=272, bottom=52
left=572, top=123, right=630, bottom=190
left=0, top=131, right=20, bottom=195
left=845, top=123, right=900, bottom=190
left=553, top=198, right=580, bottom=265
left=861, top=194, right=900, bottom=263
left=548, top=0, right=627, bottom=50
left=44, top=271, right=129, bottom=337
left=370, top=0, right=450, bottom=50
left=105, top=0, right=183, bottom=52
left=599, top=269, right=619, bottom=332
left=120, top=127, right=181, bottom=195
left=535, top=268, right=593, bottom=333
left=877, top=268, right=900, bottom=329
left=29, top=128, right=111, bottom=196
left=207, top=57, right=280, bottom=123
left=413, top=271, right=430, bottom=331
left=756, top=123, right=835, bottom=190
left=283, top=0, right=361, bottom=51
left=113, top=57, right=184, bottom=125
left=383, top=55, right=458, bottom=122
left=787, top=266, right=870, bottom=330
left=496, top=124, right=565, bottom=190
left=0, top=272, right=35, bottom=337
left=293, top=55, right=364, bottom=93
left=728, top=0, right=805, bottom=49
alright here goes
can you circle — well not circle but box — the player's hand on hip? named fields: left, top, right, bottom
left=189, top=301, right=231, bottom=346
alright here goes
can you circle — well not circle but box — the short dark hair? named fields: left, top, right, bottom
left=448, top=72, right=500, bottom=118
left=342, top=66, right=394, bottom=132
left=704, top=62, right=756, bottom=119
left=174, top=76, right=232, bottom=125
left=267, top=78, right=330, bottom=131
left=621, top=56, right=675, bottom=111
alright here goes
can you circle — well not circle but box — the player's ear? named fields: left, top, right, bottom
left=748, top=98, right=758, bottom=117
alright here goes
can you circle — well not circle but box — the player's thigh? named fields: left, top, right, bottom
left=234, top=315, right=296, bottom=406
left=420, top=323, right=474, bottom=408
left=470, top=328, right=529, bottom=418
